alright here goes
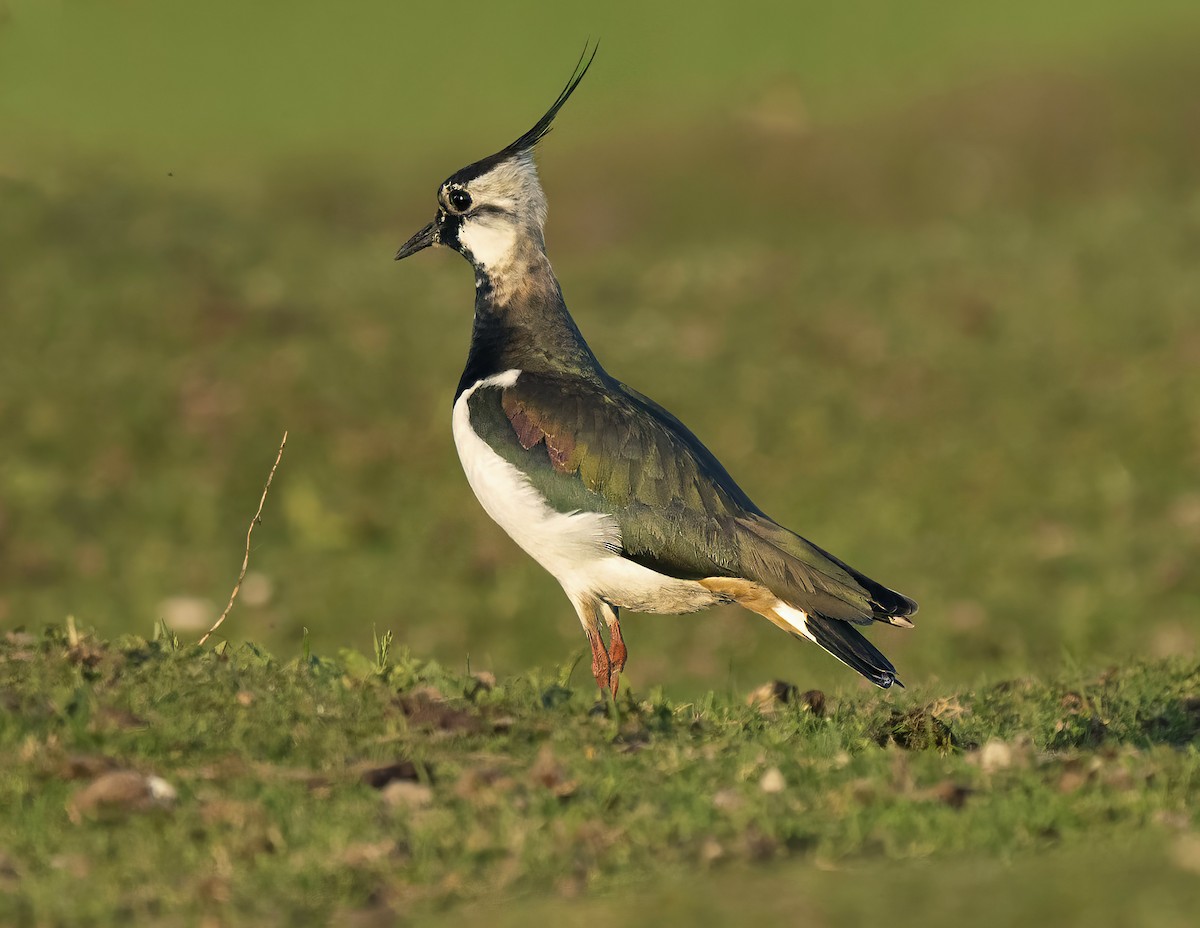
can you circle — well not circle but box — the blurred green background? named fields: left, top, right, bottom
left=3, top=0, right=1199, bottom=696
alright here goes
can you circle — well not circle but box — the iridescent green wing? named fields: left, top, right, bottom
left=467, top=371, right=915, bottom=624
left=465, top=372, right=747, bottom=580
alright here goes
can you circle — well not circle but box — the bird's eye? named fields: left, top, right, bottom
left=447, top=188, right=472, bottom=212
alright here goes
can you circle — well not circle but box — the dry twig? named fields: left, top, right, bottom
left=198, top=431, right=288, bottom=646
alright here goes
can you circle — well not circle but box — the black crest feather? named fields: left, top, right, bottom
left=496, top=42, right=597, bottom=159
left=447, top=43, right=597, bottom=186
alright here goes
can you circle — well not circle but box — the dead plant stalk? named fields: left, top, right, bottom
left=198, top=431, right=288, bottom=646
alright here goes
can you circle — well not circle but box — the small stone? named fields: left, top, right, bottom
left=980, top=740, right=1010, bottom=771
left=145, top=776, right=176, bottom=802
left=157, top=596, right=215, bottom=632
left=700, top=838, right=725, bottom=864
left=69, top=770, right=177, bottom=822
left=712, top=788, right=744, bottom=812
left=977, top=738, right=1028, bottom=773
left=239, top=572, right=274, bottom=608
left=759, top=767, right=786, bottom=794
left=380, top=781, right=433, bottom=810
left=746, top=680, right=799, bottom=715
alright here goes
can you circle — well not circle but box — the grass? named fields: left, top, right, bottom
left=4, top=2, right=1200, bottom=922
left=5, top=0, right=1199, bottom=180
left=453, top=840, right=1200, bottom=928
left=2, top=625, right=1199, bottom=924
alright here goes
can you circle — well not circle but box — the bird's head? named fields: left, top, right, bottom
left=395, top=46, right=595, bottom=277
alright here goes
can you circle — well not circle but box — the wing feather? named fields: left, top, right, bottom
left=465, top=371, right=915, bottom=624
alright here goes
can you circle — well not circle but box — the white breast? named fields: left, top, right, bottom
left=451, top=370, right=720, bottom=615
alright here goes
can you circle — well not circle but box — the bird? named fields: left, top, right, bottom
left=395, top=47, right=917, bottom=696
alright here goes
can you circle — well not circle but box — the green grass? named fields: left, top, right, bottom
left=2, top=627, right=1199, bottom=924
left=4, top=0, right=1199, bottom=181
left=4, top=2, right=1200, bottom=923
left=452, top=839, right=1200, bottom=928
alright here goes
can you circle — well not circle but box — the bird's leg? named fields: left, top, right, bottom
left=586, top=628, right=611, bottom=693
left=600, top=601, right=626, bottom=697
left=572, top=597, right=610, bottom=692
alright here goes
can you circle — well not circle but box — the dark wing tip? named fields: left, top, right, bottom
left=867, top=583, right=919, bottom=624
left=804, top=613, right=901, bottom=690
left=497, top=40, right=598, bottom=159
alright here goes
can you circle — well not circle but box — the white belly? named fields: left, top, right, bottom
left=452, top=370, right=720, bottom=614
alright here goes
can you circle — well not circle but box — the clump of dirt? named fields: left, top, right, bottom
left=746, top=681, right=825, bottom=717
left=873, top=707, right=961, bottom=752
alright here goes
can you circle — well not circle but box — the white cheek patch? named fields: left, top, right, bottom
left=458, top=217, right=518, bottom=271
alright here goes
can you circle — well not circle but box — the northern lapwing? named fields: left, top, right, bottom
left=396, top=48, right=917, bottom=695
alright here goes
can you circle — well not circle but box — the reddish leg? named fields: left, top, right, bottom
left=586, top=628, right=611, bottom=693
left=602, top=603, right=627, bottom=697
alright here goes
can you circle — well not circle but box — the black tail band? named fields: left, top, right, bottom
left=805, top=614, right=902, bottom=689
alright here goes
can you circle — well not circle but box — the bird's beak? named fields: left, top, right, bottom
left=395, top=220, right=438, bottom=261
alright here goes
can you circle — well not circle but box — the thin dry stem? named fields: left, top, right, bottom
left=199, top=431, right=288, bottom=646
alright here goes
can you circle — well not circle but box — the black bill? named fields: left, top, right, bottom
left=395, top=220, right=438, bottom=260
